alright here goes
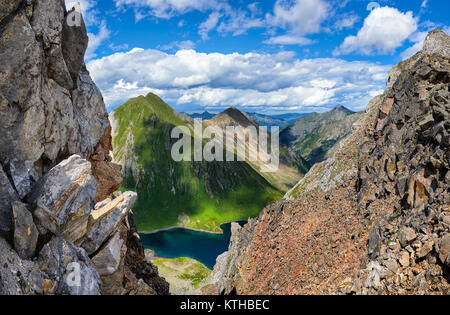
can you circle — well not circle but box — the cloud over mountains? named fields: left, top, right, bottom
left=88, top=48, right=390, bottom=112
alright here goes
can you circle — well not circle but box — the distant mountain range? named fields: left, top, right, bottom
left=183, top=111, right=309, bottom=129
left=205, top=107, right=309, bottom=191
left=280, top=105, right=363, bottom=165
left=181, top=111, right=216, bottom=120
left=248, top=112, right=310, bottom=129
left=184, top=106, right=361, bottom=168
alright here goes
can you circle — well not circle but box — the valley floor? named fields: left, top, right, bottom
left=148, top=254, right=213, bottom=295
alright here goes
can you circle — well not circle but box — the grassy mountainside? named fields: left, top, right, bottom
left=111, top=93, right=282, bottom=232
left=280, top=105, right=363, bottom=165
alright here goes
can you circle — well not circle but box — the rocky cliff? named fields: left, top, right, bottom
left=210, top=29, right=450, bottom=295
left=0, top=0, right=168, bottom=295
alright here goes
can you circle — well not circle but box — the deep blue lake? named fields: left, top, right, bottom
left=139, top=221, right=247, bottom=270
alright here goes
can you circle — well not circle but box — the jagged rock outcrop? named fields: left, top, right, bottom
left=124, top=212, right=170, bottom=295
left=388, top=29, right=450, bottom=88
left=81, top=191, right=137, bottom=255
left=90, top=127, right=123, bottom=202
left=348, top=31, right=450, bottom=295
left=211, top=29, right=449, bottom=295
left=0, top=0, right=168, bottom=295
left=210, top=221, right=257, bottom=294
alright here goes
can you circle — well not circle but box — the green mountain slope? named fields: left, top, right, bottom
left=280, top=105, right=363, bottom=165
left=111, top=93, right=282, bottom=233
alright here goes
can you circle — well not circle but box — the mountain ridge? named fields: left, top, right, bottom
left=204, top=106, right=308, bottom=191
left=280, top=104, right=363, bottom=165
left=209, top=28, right=450, bottom=295
left=185, top=110, right=311, bottom=130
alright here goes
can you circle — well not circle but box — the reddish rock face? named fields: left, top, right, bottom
left=95, top=126, right=113, bottom=155
left=91, top=160, right=123, bottom=202
left=381, top=98, right=394, bottom=116
left=90, top=126, right=123, bottom=202
left=235, top=188, right=367, bottom=295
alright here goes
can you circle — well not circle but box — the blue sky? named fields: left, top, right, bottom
left=67, top=0, right=450, bottom=114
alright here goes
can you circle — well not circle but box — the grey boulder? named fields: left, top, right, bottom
left=12, top=201, right=39, bottom=260
left=0, top=165, right=19, bottom=238
left=29, top=155, right=97, bottom=244
left=438, top=234, right=450, bottom=266
left=91, top=232, right=125, bottom=276
left=38, top=236, right=101, bottom=295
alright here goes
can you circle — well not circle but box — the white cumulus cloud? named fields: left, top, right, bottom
left=334, top=6, right=418, bottom=56
left=267, top=0, right=329, bottom=34
left=265, top=0, right=329, bottom=46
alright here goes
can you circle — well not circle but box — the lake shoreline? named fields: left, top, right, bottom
left=139, top=220, right=248, bottom=269
left=139, top=220, right=248, bottom=235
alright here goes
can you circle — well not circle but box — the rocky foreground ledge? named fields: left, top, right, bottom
left=0, top=1, right=168, bottom=294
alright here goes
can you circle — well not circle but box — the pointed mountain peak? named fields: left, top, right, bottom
left=331, top=104, right=353, bottom=114
left=223, top=107, right=242, bottom=115
left=211, top=107, right=259, bottom=128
